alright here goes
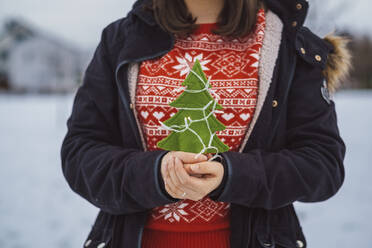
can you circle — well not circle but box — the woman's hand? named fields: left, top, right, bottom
left=182, top=160, right=224, bottom=196
left=160, top=151, right=207, bottom=200
left=161, top=151, right=224, bottom=201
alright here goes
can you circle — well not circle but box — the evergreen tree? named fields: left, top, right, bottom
left=157, top=59, right=229, bottom=155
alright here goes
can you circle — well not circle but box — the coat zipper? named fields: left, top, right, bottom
left=114, top=37, right=174, bottom=248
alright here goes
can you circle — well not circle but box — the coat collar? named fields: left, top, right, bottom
left=131, top=0, right=157, bottom=26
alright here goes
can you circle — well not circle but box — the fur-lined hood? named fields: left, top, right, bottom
left=323, top=34, right=352, bottom=93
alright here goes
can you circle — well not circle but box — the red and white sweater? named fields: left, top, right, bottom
left=135, top=8, right=266, bottom=248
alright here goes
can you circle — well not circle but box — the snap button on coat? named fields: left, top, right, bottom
left=296, top=240, right=305, bottom=248
left=97, top=242, right=106, bottom=248
left=84, top=239, right=92, bottom=247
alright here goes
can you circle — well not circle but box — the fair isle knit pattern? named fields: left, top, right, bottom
left=135, top=9, right=266, bottom=231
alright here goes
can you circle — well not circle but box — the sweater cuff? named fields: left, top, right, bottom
left=208, top=154, right=228, bottom=201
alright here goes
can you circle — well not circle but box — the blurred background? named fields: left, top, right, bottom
left=0, top=0, right=371, bottom=247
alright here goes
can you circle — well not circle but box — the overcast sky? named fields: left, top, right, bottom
left=1, top=0, right=371, bottom=51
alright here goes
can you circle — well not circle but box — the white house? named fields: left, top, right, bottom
left=0, top=18, right=90, bottom=93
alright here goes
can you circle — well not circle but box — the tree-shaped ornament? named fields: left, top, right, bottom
left=157, top=59, right=229, bottom=160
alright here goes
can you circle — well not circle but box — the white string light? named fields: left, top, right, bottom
left=158, top=60, right=226, bottom=161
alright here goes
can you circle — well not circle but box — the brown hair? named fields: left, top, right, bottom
left=144, top=0, right=264, bottom=38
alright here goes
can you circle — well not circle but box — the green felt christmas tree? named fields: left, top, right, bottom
left=157, top=59, right=229, bottom=155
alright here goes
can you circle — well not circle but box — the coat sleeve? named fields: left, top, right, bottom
left=60, top=23, right=179, bottom=216
left=212, top=57, right=346, bottom=209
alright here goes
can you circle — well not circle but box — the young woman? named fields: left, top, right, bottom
left=61, top=0, right=351, bottom=247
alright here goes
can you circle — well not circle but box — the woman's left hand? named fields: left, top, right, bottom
left=164, top=155, right=224, bottom=201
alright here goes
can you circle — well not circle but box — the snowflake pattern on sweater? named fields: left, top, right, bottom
left=135, top=9, right=266, bottom=231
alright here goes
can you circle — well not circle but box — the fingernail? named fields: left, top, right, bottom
left=191, top=164, right=199, bottom=171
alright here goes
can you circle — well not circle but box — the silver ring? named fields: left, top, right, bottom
left=181, top=192, right=186, bottom=197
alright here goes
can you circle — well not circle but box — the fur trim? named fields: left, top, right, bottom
left=128, top=62, right=147, bottom=151
left=323, top=33, right=352, bottom=93
left=238, top=10, right=283, bottom=153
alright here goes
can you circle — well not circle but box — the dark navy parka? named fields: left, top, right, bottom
left=60, top=0, right=346, bottom=247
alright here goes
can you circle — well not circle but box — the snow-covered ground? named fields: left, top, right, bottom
left=0, top=90, right=371, bottom=247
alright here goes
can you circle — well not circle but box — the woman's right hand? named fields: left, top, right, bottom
left=160, top=151, right=208, bottom=201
